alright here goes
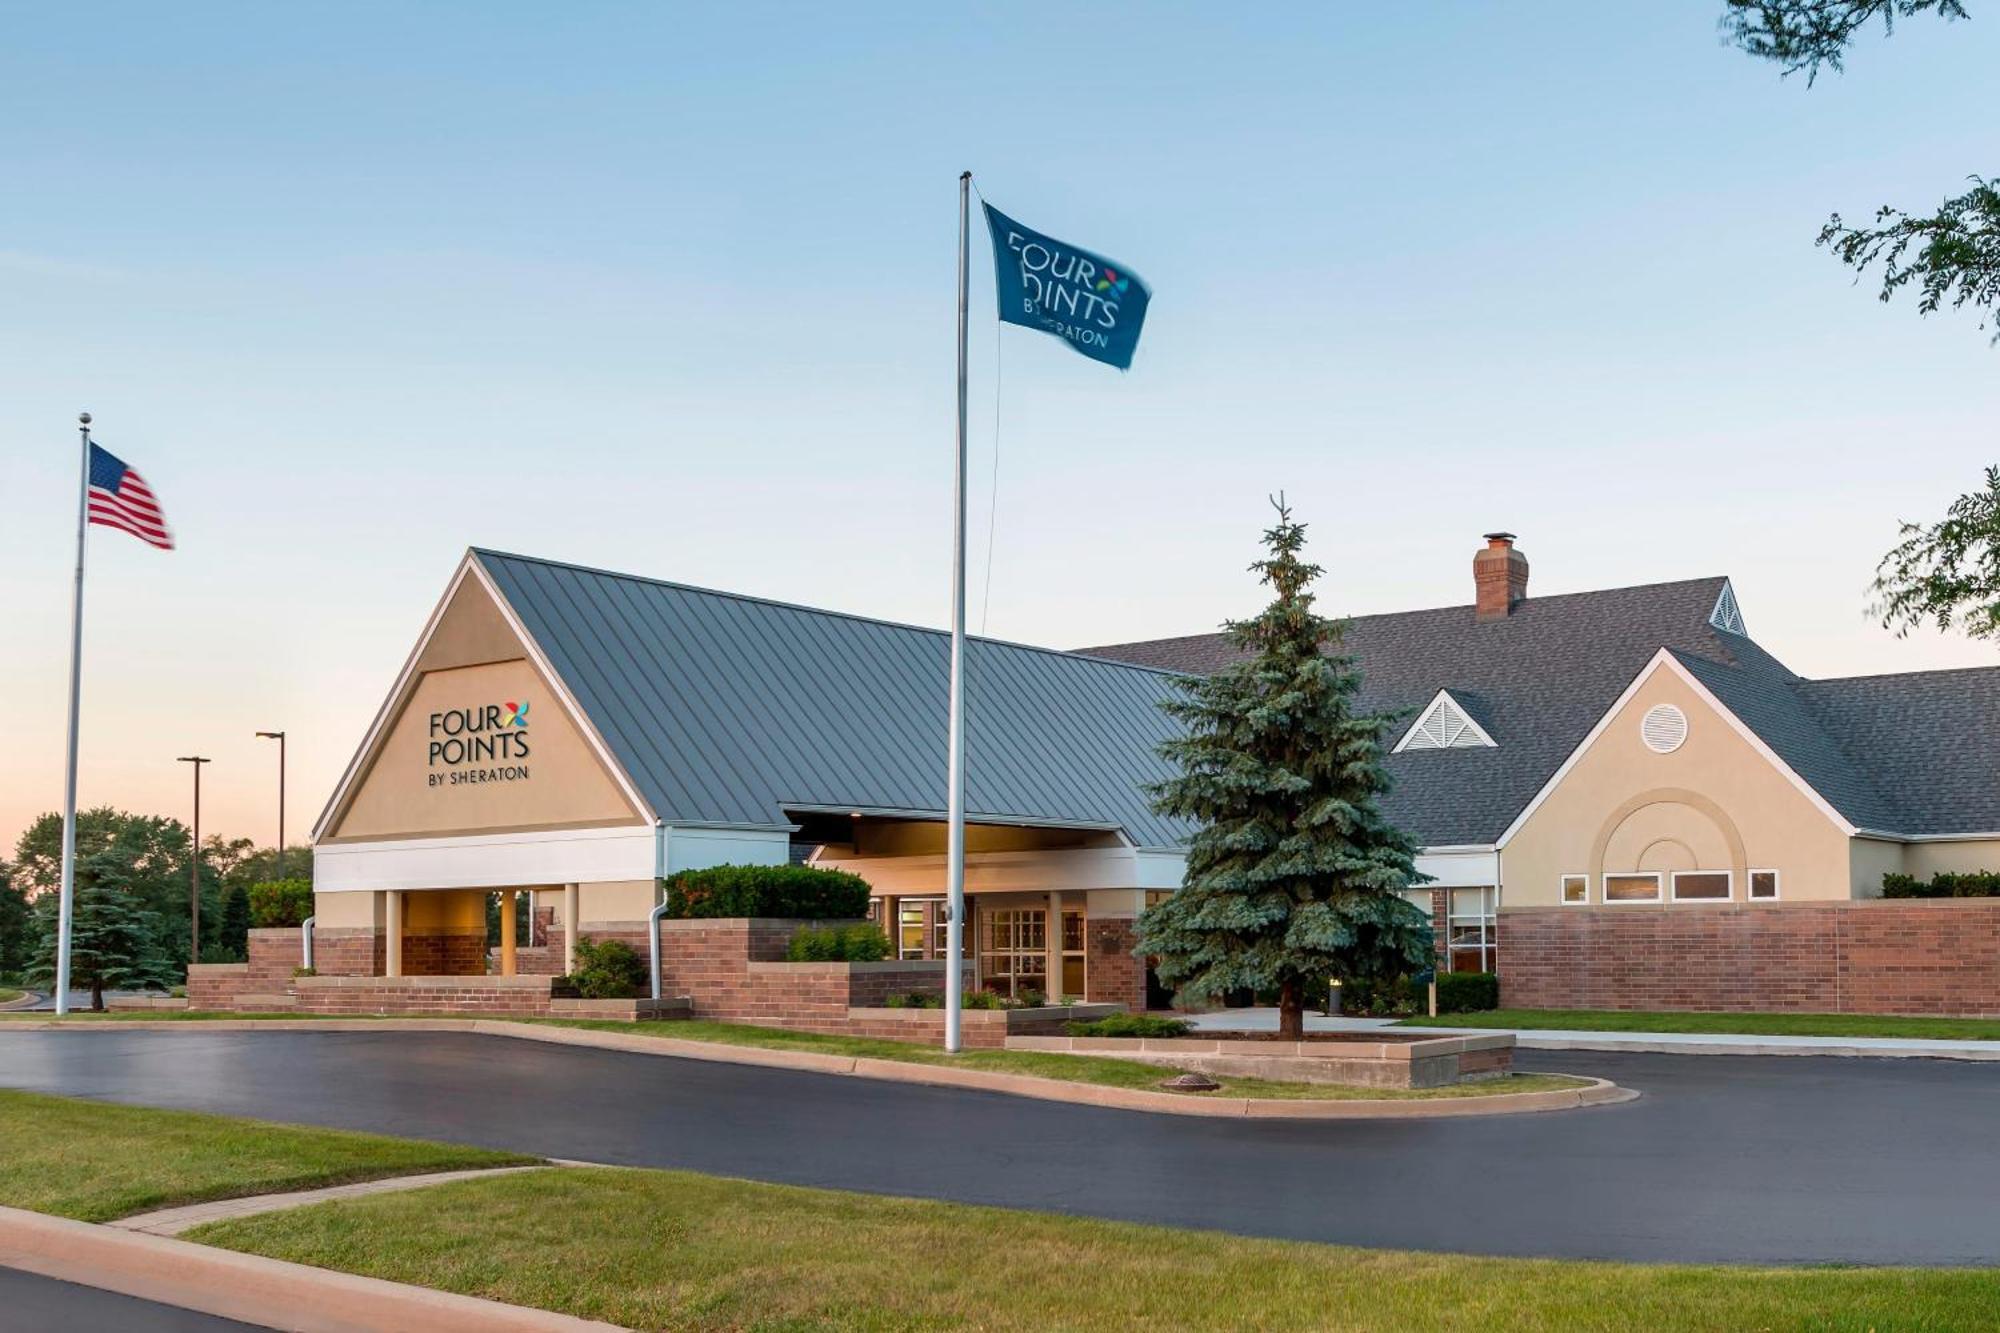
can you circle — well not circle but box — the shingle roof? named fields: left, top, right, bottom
left=475, top=550, right=1193, bottom=848
left=1797, top=668, right=2000, bottom=835
left=1084, top=580, right=2000, bottom=843
left=1082, top=579, right=1742, bottom=845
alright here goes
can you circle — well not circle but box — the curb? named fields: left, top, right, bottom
left=0, top=1017, right=1633, bottom=1118
left=0, top=992, right=39, bottom=1012
left=1517, top=1033, right=2000, bottom=1061
left=0, top=1204, right=620, bottom=1332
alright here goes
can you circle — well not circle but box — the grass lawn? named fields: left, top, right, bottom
left=1400, top=1009, right=2000, bottom=1041
left=192, top=1164, right=2000, bottom=1332
left=0, top=988, right=22, bottom=1005
left=0, top=1089, right=533, bottom=1222
left=535, top=1017, right=1587, bottom=1101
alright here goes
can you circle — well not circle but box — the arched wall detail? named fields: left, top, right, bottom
left=1589, top=787, right=1748, bottom=890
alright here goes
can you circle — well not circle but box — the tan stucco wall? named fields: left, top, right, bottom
left=578, top=879, right=659, bottom=923
left=416, top=574, right=524, bottom=675
left=1502, top=663, right=1853, bottom=905
left=326, top=657, right=639, bottom=841
left=313, top=890, right=382, bottom=929
left=402, top=888, right=486, bottom=932
left=1907, top=839, right=2000, bottom=879
left=1849, top=838, right=1906, bottom=900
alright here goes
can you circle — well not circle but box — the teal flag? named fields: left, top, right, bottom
left=982, top=203, right=1151, bottom=370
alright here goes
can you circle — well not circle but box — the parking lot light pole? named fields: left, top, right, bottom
left=256, top=731, right=286, bottom=878
left=177, top=756, right=211, bottom=962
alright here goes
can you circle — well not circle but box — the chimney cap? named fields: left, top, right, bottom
left=1483, top=531, right=1518, bottom=544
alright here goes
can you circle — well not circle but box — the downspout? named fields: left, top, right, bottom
left=300, top=915, right=316, bottom=972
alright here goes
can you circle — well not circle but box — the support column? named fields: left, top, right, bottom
left=563, top=882, right=580, bottom=976
left=500, top=889, right=518, bottom=977
left=1046, top=891, right=1062, bottom=1002
left=385, top=890, right=403, bottom=978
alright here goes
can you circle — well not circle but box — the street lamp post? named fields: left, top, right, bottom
left=256, top=731, right=286, bottom=879
left=177, top=756, right=211, bottom=963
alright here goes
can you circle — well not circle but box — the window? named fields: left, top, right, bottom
left=1560, top=874, right=1589, bottom=905
left=1749, top=870, right=1780, bottom=901
left=1640, top=704, right=1688, bottom=754
left=1604, top=872, right=1662, bottom=903
left=1447, top=887, right=1497, bottom=973
left=1395, top=691, right=1497, bottom=752
left=1671, top=871, right=1732, bottom=902
left=979, top=908, right=1047, bottom=1000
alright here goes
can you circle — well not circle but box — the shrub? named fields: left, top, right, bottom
left=247, top=879, right=313, bottom=929
left=663, top=864, right=871, bottom=920
left=884, top=991, right=942, bottom=1009
left=1436, top=970, right=1499, bottom=1014
left=785, top=924, right=891, bottom=962
left=1339, top=974, right=1421, bottom=1016
left=566, top=937, right=649, bottom=999
left=1883, top=870, right=2000, bottom=898
left=1067, top=1013, right=1192, bottom=1038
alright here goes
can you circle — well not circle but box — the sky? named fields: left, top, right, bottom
left=1, top=2, right=1995, bottom=857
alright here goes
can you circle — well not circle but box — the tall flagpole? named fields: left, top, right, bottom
left=945, top=171, right=971, bottom=1053
left=55, top=413, right=92, bottom=1017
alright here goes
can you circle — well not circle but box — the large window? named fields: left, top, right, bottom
left=1447, top=887, right=1496, bottom=973
left=1671, top=871, right=1732, bottom=902
left=980, top=908, right=1047, bottom=1000
left=895, top=898, right=969, bottom=961
left=1603, top=873, right=1662, bottom=904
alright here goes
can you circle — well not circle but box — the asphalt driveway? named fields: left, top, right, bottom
left=2, top=1028, right=1995, bottom=1266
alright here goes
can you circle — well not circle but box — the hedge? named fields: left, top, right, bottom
left=1882, top=871, right=2000, bottom=899
left=1067, top=1013, right=1191, bottom=1038
left=786, top=924, right=891, bottom=962
left=1436, top=970, right=1499, bottom=1013
left=560, top=937, right=649, bottom=999
left=1340, top=971, right=1497, bottom=1016
left=247, top=879, right=313, bottom=929
left=662, top=864, right=872, bottom=920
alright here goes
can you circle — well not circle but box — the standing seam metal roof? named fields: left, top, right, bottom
left=475, top=550, right=1194, bottom=847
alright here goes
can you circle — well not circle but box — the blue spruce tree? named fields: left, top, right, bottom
left=1137, top=499, right=1433, bottom=1039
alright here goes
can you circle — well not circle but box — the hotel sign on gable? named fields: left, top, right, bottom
left=426, top=699, right=531, bottom=787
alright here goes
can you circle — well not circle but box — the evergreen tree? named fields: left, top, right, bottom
left=1137, top=499, right=1433, bottom=1040
left=220, top=885, right=253, bottom=960
left=0, top=864, right=30, bottom=980
left=28, top=880, right=176, bottom=1011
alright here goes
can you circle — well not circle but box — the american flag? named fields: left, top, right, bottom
left=87, top=443, right=174, bottom=550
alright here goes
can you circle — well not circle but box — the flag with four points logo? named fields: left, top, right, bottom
left=982, top=202, right=1151, bottom=370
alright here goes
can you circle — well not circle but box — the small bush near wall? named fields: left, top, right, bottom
left=1883, top=871, right=2000, bottom=898
left=1340, top=976, right=1420, bottom=1016
left=561, top=938, right=649, bottom=999
left=786, top=924, right=891, bottom=962
left=663, top=864, right=871, bottom=920
left=1436, top=971, right=1499, bottom=1013
left=884, top=989, right=1015, bottom=1010
left=1067, top=1013, right=1191, bottom=1038
left=247, top=880, right=313, bottom=928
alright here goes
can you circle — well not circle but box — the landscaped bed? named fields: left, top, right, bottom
left=1399, top=1009, right=2000, bottom=1041
left=186, top=1161, right=2000, bottom=1331
left=0, top=1088, right=532, bottom=1222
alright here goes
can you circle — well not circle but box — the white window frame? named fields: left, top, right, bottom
left=1748, top=868, right=1781, bottom=902
left=1670, top=869, right=1734, bottom=903
left=1559, top=873, right=1589, bottom=906
left=1602, top=871, right=1663, bottom=905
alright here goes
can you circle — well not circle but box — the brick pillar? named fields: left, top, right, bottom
left=1084, top=916, right=1143, bottom=1012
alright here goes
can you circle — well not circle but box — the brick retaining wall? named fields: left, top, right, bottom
left=292, top=975, right=558, bottom=1017
left=1501, top=899, right=2000, bottom=1016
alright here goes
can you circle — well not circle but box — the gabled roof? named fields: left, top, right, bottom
left=1082, top=576, right=2000, bottom=844
left=473, top=550, right=1193, bottom=848
left=1081, top=578, right=1742, bottom=845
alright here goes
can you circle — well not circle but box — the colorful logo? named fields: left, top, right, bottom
left=1094, top=267, right=1131, bottom=297
left=500, top=700, right=530, bottom=728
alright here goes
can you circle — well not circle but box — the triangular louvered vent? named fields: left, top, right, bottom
left=1709, top=582, right=1746, bottom=635
left=1395, top=691, right=1496, bottom=753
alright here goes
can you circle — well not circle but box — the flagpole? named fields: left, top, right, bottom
left=55, top=413, right=91, bottom=1017
left=944, top=171, right=971, bottom=1054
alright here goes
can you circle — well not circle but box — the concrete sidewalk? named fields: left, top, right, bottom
left=1183, top=1009, right=2000, bottom=1061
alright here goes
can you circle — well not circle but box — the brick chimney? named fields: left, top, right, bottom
left=1474, top=532, right=1529, bottom=621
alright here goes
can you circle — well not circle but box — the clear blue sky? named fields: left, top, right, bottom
left=2, top=2, right=1995, bottom=851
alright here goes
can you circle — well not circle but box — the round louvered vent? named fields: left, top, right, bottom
left=1641, top=704, right=1688, bottom=754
